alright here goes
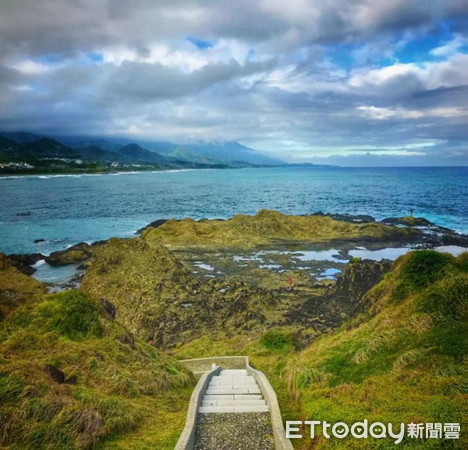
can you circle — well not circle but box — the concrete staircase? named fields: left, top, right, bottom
left=199, top=369, right=269, bottom=413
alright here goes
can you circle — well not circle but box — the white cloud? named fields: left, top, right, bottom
left=357, top=105, right=467, bottom=120
left=349, top=53, right=468, bottom=93
left=430, top=34, right=467, bottom=57
left=11, top=60, right=53, bottom=74
left=0, top=0, right=467, bottom=165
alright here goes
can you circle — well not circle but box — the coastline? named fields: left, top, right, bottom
left=2, top=210, right=465, bottom=291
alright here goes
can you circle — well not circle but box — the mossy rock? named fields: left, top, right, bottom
left=45, top=242, right=93, bottom=266
left=141, top=209, right=419, bottom=249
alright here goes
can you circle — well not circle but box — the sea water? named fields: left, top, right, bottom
left=0, top=166, right=466, bottom=255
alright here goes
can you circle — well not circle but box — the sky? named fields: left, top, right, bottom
left=0, top=0, right=467, bottom=166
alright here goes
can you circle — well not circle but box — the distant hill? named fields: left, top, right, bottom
left=0, top=136, right=23, bottom=157
left=0, top=131, right=43, bottom=144
left=74, top=146, right=129, bottom=162
left=22, top=138, right=80, bottom=158
left=118, top=144, right=167, bottom=164
left=180, top=141, right=283, bottom=166
left=0, top=136, right=172, bottom=167
left=1, top=131, right=286, bottom=168
left=168, top=147, right=226, bottom=165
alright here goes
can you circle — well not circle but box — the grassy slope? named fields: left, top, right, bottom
left=0, top=263, right=195, bottom=449
left=0, top=254, right=46, bottom=320
left=141, top=209, right=418, bottom=248
left=174, top=251, right=467, bottom=448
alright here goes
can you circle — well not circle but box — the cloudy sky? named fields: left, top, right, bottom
left=0, top=0, right=467, bottom=165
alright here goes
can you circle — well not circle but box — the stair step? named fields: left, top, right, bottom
left=202, top=399, right=266, bottom=407
left=203, top=394, right=263, bottom=401
left=208, top=383, right=258, bottom=389
left=199, top=405, right=269, bottom=413
left=206, top=388, right=261, bottom=395
left=219, top=370, right=248, bottom=375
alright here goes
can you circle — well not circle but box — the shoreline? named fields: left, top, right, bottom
left=2, top=211, right=465, bottom=291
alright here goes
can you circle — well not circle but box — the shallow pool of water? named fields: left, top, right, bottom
left=32, top=259, right=81, bottom=284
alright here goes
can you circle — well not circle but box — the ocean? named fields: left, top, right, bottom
left=0, top=166, right=466, bottom=255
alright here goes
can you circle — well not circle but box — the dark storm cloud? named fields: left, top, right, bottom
left=0, top=0, right=467, bottom=165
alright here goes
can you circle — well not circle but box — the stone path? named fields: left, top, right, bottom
left=194, top=369, right=275, bottom=449
left=194, top=412, right=275, bottom=450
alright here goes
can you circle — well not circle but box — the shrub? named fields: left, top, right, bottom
left=47, top=290, right=103, bottom=340
left=260, top=329, right=296, bottom=352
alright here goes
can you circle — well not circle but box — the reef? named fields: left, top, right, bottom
left=141, top=209, right=420, bottom=249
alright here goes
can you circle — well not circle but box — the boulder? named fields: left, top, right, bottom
left=45, top=242, right=92, bottom=266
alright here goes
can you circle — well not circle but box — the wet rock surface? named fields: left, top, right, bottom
left=312, top=211, right=376, bottom=223
left=45, top=242, right=93, bottom=266
left=44, top=240, right=106, bottom=266
left=194, top=413, right=275, bottom=450
left=7, top=253, right=44, bottom=275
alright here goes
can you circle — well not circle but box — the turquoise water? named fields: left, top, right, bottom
left=0, top=166, right=466, bottom=255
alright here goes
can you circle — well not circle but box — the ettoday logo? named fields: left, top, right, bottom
left=286, top=420, right=461, bottom=444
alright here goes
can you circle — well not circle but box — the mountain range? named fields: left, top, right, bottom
left=0, top=131, right=284, bottom=169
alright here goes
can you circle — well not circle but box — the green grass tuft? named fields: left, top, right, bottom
left=260, top=328, right=296, bottom=352
left=46, top=290, right=103, bottom=340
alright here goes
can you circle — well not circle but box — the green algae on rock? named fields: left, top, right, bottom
left=141, top=210, right=420, bottom=249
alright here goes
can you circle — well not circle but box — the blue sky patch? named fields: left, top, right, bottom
left=87, top=53, right=104, bottom=63
left=186, top=36, right=215, bottom=49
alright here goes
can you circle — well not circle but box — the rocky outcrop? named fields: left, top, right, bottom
left=45, top=242, right=93, bottom=266
left=81, top=238, right=275, bottom=347
left=45, top=240, right=106, bottom=266
left=311, top=211, right=375, bottom=223
left=136, top=219, right=168, bottom=234
left=381, top=216, right=433, bottom=227
left=6, top=253, right=43, bottom=275
left=288, top=259, right=391, bottom=330
left=141, top=209, right=419, bottom=249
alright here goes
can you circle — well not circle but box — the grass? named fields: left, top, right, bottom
left=280, top=251, right=467, bottom=448
left=173, top=251, right=467, bottom=449
left=1, top=247, right=466, bottom=449
left=0, top=254, right=46, bottom=320
left=0, top=263, right=195, bottom=449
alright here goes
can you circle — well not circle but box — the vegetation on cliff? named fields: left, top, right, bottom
left=0, top=254, right=46, bottom=320
left=81, top=238, right=280, bottom=346
left=279, top=251, right=467, bottom=447
left=0, top=257, right=194, bottom=449
left=1, top=214, right=465, bottom=449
